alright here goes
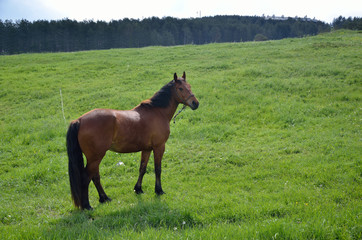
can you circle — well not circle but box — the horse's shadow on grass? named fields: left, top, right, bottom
left=96, top=197, right=195, bottom=231
left=47, top=196, right=196, bottom=237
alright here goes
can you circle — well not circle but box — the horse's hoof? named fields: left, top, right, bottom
left=83, top=205, right=93, bottom=211
left=134, top=185, right=144, bottom=194
left=155, top=190, right=165, bottom=195
left=134, top=189, right=144, bottom=194
left=99, top=196, right=112, bottom=203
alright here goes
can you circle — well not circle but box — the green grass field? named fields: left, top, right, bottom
left=0, top=30, right=361, bottom=239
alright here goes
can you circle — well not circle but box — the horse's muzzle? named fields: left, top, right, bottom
left=191, top=100, right=199, bottom=110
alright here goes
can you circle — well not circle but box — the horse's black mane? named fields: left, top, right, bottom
left=140, top=80, right=174, bottom=108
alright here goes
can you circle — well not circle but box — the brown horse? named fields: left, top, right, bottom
left=66, top=72, right=199, bottom=210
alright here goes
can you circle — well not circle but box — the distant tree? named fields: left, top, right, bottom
left=275, top=23, right=291, bottom=39
left=210, top=26, right=222, bottom=42
left=3, top=20, right=17, bottom=54
left=182, top=24, right=193, bottom=44
left=254, top=33, right=268, bottom=41
left=0, top=20, right=5, bottom=53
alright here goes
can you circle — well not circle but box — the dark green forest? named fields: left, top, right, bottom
left=0, top=15, right=359, bottom=54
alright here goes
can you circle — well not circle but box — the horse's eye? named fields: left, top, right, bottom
left=178, top=88, right=183, bottom=91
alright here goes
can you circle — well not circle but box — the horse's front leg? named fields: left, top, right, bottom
left=154, top=144, right=165, bottom=195
left=134, top=150, right=151, bottom=194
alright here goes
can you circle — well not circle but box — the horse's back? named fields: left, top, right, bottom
left=79, top=109, right=117, bottom=132
left=77, top=109, right=117, bottom=157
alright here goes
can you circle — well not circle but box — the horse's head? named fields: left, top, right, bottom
left=173, top=72, right=199, bottom=110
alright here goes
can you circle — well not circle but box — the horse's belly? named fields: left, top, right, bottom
left=109, top=125, right=153, bottom=153
left=109, top=126, right=168, bottom=153
left=109, top=141, right=151, bottom=153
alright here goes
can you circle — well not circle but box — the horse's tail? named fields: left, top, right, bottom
left=66, top=120, right=84, bottom=208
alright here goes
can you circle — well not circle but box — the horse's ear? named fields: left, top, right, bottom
left=174, top=73, right=178, bottom=81
left=182, top=72, right=186, bottom=81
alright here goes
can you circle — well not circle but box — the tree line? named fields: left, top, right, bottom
left=332, top=16, right=362, bottom=30
left=0, top=15, right=343, bottom=54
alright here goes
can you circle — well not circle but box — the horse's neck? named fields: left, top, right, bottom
left=134, top=97, right=180, bottom=123
left=161, top=98, right=180, bottom=122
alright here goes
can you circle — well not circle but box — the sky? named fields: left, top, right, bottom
left=0, top=0, right=361, bottom=23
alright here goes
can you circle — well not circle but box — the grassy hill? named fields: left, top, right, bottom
left=0, top=30, right=361, bottom=239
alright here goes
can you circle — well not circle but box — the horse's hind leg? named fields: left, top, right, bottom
left=92, top=170, right=111, bottom=203
left=85, top=154, right=110, bottom=207
left=80, top=171, right=92, bottom=210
